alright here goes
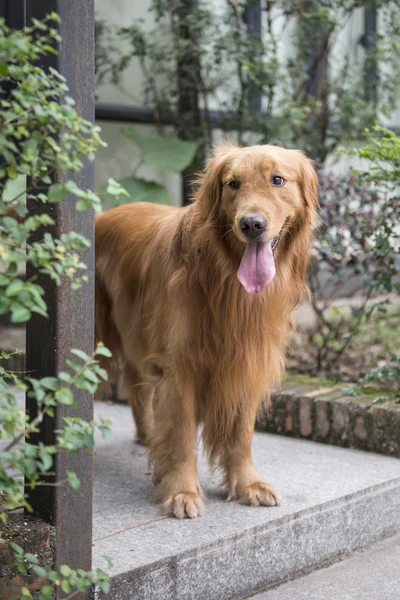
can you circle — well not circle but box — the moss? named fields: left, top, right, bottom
left=349, top=385, right=397, bottom=399
left=283, top=374, right=338, bottom=387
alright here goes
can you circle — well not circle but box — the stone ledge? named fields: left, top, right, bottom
left=258, top=376, right=400, bottom=457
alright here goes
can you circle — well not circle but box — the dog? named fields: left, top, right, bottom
left=95, top=142, right=319, bottom=518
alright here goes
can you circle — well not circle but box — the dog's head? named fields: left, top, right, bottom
left=195, top=142, right=319, bottom=295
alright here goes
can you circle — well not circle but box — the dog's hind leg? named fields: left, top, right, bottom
left=122, top=364, right=154, bottom=446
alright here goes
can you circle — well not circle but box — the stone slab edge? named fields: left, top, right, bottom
left=98, top=478, right=400, bottom=600
left=257, top=381, right=400, bottom=457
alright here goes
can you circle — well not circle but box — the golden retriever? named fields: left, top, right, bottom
left=95, top=143, right=319, bottom=518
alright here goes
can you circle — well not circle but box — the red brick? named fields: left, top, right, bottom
left=284, top=396, right=294, bottom=433
left=315, top=397, right=330, bottom=439
left=353, top=414, right=368, bottom=441
left=285, top=414, right=293, bottom=433
left=371, top=405, right=391, bottom=453
left=299, top=396, right=313, bottom=437
left=331, top=398, right=350, bottom=442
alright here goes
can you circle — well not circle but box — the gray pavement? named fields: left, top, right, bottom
left=93, top=400, right=400, bottom=600
left=251, top=533, right=400, bottom=600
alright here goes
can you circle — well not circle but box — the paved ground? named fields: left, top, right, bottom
left=251, top=533, right=400, bottom=599
left=92, top=400, right=400, bottom=599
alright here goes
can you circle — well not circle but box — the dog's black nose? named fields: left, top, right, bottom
left=240, top=214, right=267, bottom=241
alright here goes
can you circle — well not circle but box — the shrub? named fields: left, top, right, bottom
left=299, top=128, right=400, bottom=379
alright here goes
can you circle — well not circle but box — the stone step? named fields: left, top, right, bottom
left=93, top=401, right=400, bottom=600
left=251, top=533, right=400, bottom=600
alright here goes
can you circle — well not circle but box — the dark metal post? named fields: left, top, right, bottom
left=173, top=0, right=203, bottom=206
left=363, top=1, right=378, bottom=104
left=0, top=0, right=26, bottom=28
left=243, top=0, right=262, bottom=114
left=24, top=1, right=95, bottom=596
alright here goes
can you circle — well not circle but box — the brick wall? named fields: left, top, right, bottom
left=257, top=378, right=400, bottom=457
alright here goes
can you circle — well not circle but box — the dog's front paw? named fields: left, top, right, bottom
left=235, top=481, right=281, bottom=507
left=163, top=492, right=205, bottom=519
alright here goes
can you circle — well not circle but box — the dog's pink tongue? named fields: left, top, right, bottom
left=237, top=241, right=276, bottom=294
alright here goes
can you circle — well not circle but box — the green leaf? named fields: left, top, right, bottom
left=39, top=453, right=53, bottom=472
left=98, top=579, right=110, bottom=593
left=61, top=579, right=71, bottom=593
left=58, top=371, right=73, bottom=383
left=40, top=584, right=54, bottom=595
left=9, top=542, right=24, bottom=554
left=101, top=555, right=113, bottom=568
left=66, top=358, right=82, bottom=372
left=122, top=127, right=198, bottom=173
left=106, top=178, right=130, bottom=198
left=2, top=175, right=26, bottom=202
left=24, top=552, right=39, bottom=564
left=59, top=564, right=71, bottom=577
left=70, top=349, right=89, bottom=361
left=66, top=471, right=80, bottom=491
left=102, top=176, right=169, bottom=209
left=75, top=378, right=97, bottom=393
left=100, top=427, right=112, bottom=441
left=95, top=345, right=112, bottom=358
left=32, top=565, right=47, bottom=577
left=76, top=199, right=89, bottom=211
left=6, top=166, right=18, bottom=179
left=47, top=183, right=68, bottom=203
left=95, top=367, right=108, bottom=381
left=40, top=377, right=61, bottom=391
left=55, top=387, right=74, bottom=405
left=11, top=305, right=31, bottom=323
left=5, top=279, right=24, bottom=297
left=83, top=368, right=99, bottom=383
left=25, top=443, right=37, bottom=457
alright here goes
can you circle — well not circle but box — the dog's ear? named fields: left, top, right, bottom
left=194, top=142, right=238, bottom=218
left=296, top=151, right=319, bottom=226
left=285, top=152, right=319, bottom=303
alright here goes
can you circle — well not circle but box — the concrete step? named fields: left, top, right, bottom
left=93, top=401, right=400, bottom=600
left=251, top=533, right=400, bottom=599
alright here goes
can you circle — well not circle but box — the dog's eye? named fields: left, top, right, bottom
left=271, top=176, right=286, bottom=187
left=227, top=180, right=240, bottom=190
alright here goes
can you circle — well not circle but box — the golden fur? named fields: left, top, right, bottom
left=95, top=143, right=319, bottom=518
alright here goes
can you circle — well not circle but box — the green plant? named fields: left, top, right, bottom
left=102, top=126, right=197, bottom=209
left=10, top=542, right=111, bottom=599
left=96, top=1, right=400, bottom=167
left=293, top=126, right=400, bottom=380
left=0, top=14, right=125, bottom=598
left=360, top=353, right=400, bottom=391
left=303, top=170, right=390, bottom=376
left=344, top=126, right=400, bottom=388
